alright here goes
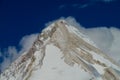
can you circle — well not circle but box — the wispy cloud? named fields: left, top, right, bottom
left=19, top=33, right=38, bottom=53
left=65, top=17, right=120, bottom=63
left=96, top=0, right=117, bottom=3
left=72, top=3, right=90, bottom=8
left=0, top=33, right=38, bottom=73
left=78, top=4, right=89, bottom=8
left=58, top=0, right=117, bottom=9
left=59, top=5, right=66, bottom=9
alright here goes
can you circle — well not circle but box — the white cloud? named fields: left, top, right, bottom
left=6, top=46, right=18, bottom=62
left=65, top=17, right=120, bottom=63
left=84, top=27, right=120, bottom=62
left=85, top=27, right=114, bottom=53
left=1, top=57, right=11, bottom=72
left=0, top=33, right=38, bottom=73
left=108, top=27, right=120, bottom=61
left=19, top=33, right=38, bottom=53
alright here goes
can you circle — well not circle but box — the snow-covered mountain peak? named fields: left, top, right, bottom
left=0, top=19, right=120, bottom=80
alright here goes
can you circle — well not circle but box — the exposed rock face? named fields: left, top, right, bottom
left=0, top=19, right=120, bottom=80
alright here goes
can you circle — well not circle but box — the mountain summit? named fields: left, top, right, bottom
left=0, top=19, right=120, bottom=80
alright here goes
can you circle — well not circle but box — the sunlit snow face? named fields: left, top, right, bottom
left=29, top=44, right=92, bottom=80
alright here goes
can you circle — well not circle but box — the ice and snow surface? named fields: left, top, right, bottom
left=90, top=51, right=120, bottom=71
left=29, top=44, right=92, bottom=80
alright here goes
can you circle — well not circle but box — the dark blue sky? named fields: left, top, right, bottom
left=0, top=0, right=120, bottom=49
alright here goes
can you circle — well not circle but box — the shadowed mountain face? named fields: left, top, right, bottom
left=0, top=19, right=120, bottom=80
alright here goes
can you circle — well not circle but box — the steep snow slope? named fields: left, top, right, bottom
left=28, top=44, right=92, bottom=80
left=0, top=19, right=120, bottom=80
